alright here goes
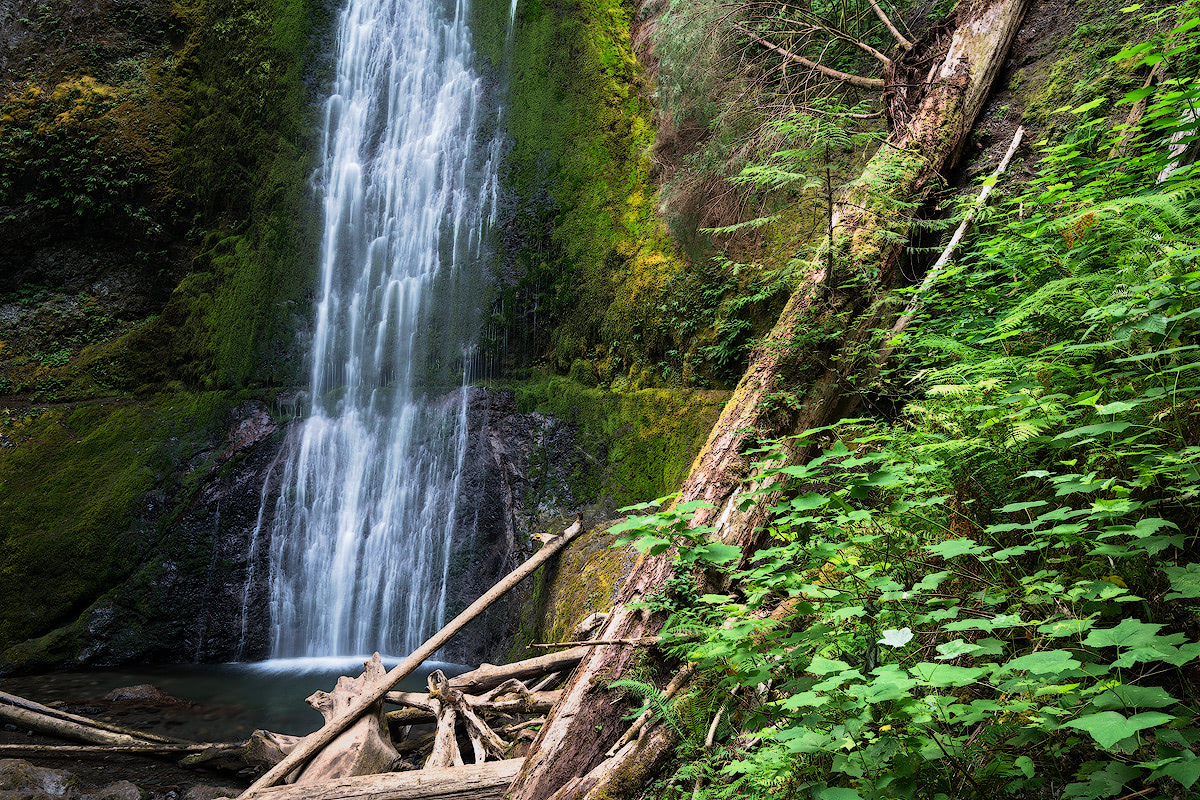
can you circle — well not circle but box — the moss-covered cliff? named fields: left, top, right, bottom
left=0, top=0, right=322, bottom=667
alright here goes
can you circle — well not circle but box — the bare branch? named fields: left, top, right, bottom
left=866, top=0, right=914, bottom=49
left=732, top=23, right=885, bottom=90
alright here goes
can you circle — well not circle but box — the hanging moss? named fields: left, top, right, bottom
left=0, top=393, right=232, bottom=649
left=473, top=0, right=687, bottom=378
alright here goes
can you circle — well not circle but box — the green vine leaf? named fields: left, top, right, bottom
left=1064, top=711, right=1174, bottom=749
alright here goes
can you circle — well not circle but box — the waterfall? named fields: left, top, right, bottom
left=264, top=0, right=498, bottom=658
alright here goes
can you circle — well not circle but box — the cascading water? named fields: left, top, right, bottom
left=262, top=0, right=499, bottom=659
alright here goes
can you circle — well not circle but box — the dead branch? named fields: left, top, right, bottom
left=0, top=742, right=238, bottom=757
left=873, top=125, right=1025, bottom=368
left=239, top=517, right=585, bottom=795
left=733, top=23, right=885, bottom=90
left=528, top=637, right=663, bottom=649
left=0, top=702, right=162, bottom=749
left=604, top=664, right=695, bottom=759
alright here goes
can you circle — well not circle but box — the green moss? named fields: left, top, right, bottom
left=473, top=0, right=686, bottom=377
left=507, top=518, right=635, bottom=658
left=512, top=373, right=727, bottom=506
left=0, top=392, right=231, bottom=648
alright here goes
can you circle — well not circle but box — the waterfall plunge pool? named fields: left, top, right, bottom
left=2, top=657, right=467, bottom=744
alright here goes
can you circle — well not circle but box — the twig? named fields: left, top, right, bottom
left=528, top=637, right=663, bottom=649
left=866, top=0, right=913, bottom=49
left=874, top=125, right=1025, bottom=369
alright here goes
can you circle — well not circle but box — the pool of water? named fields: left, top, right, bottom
left=1, top=656, right=466, bottom=744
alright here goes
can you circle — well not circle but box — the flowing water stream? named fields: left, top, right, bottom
left=259, top=0, right=500, bottom=659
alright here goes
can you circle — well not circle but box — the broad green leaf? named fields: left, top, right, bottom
left=809, top=655, right=850, bottom=675
left=1015, top=755, right=1035, bottom=778
left=997, top=650, right=1081, bottom=676
left=790, top=493, right=829, bottom=511
left=1083, top=619, right=1164, bottom=649
left=1054, top=421, right=1133, bottom=440
left=878, top=628, right=914, bottom=648
left=1038, top=618, right=1095, bottom=638
left=1114, top=641, right=1200, bottom=668
left=1091, top=684, right=1179, bottom=710
left=925, top=538, right=989, bottom=559
left=910, top=662, right=986, bottom=687
left=1161, top=751, right=1200, bottom=789
left=692, top=542, right=742, bottom=565
left=999, top=500, right=1049, bottom=513
left=819, top=788, right=863, bottom=800
left=936, top=639, right=982, bottom=660
left=1164, top=563, right=1200, bottom=599
left=944, top=613, right=1024, bottom=632
left=1064, top=710, right=1173, bottom=748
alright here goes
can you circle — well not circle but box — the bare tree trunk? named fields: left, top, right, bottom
left=507, top=2, right=1030, bottom=798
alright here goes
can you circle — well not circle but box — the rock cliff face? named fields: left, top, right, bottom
left=0, top=387, right=604, bottom=672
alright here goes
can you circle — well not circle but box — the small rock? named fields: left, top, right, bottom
left=102, top=685, right=179, bottom=704
left=88, top=780, right=142, bottom=800
left=0, top=759, right=76, bottom=796
left=182, top=785, right=232, bottom=800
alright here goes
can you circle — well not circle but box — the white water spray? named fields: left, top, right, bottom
left=264, top=0, right=498, bottom=658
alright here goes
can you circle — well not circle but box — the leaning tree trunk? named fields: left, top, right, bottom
left=507, top=1, right=1031, bottom=798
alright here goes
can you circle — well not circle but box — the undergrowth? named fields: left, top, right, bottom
left=612, top=7, right=1200, bottom=799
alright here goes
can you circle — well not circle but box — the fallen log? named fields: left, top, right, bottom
left=0, top=702, right=160, bottom=748
left=241, top=758, right=525, bottom=800
left=505, top=1, right=1032, bottom=798
left=239, top=518, right=585, bottom=795
left=426, top=646, right=589, bottom=695
left=293, top=653, right=400, bottom=783
left=0, top=691, right=192, bottom=745
left=0, top=742, right=238, bottom=757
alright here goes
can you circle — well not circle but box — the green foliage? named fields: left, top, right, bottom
left=614, top=9, right=1200, bottom=799
left=475, top=0, right=684, bottom=381
left=512, top=374, right=728, bottom=505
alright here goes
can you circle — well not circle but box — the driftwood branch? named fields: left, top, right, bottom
left=0, top=742, right=238, bottom=757
left=733, top=23, right=885, bottom=90
left=386, top=689, right=559, bottom=726
left=0, top=691, right=192, bottom=745
left=383, top=647, right=586, bottom=705
left=0, top=701, right=165, bottom=749
left=244, top=758, right=525, bottom=800
left=240, top=517, right=585, bottom=795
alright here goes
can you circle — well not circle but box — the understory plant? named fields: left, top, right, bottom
left=611, top=5, right=1200, bottom=799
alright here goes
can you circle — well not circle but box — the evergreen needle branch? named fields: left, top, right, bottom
left=732, top=23, right=886, bottom=90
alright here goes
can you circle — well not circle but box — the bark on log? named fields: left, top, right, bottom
left=242, top=759, right=525, bottom=800
left=506, top=2, right=1030, bottom=798
left=240, top=518, right=585, bottom=795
